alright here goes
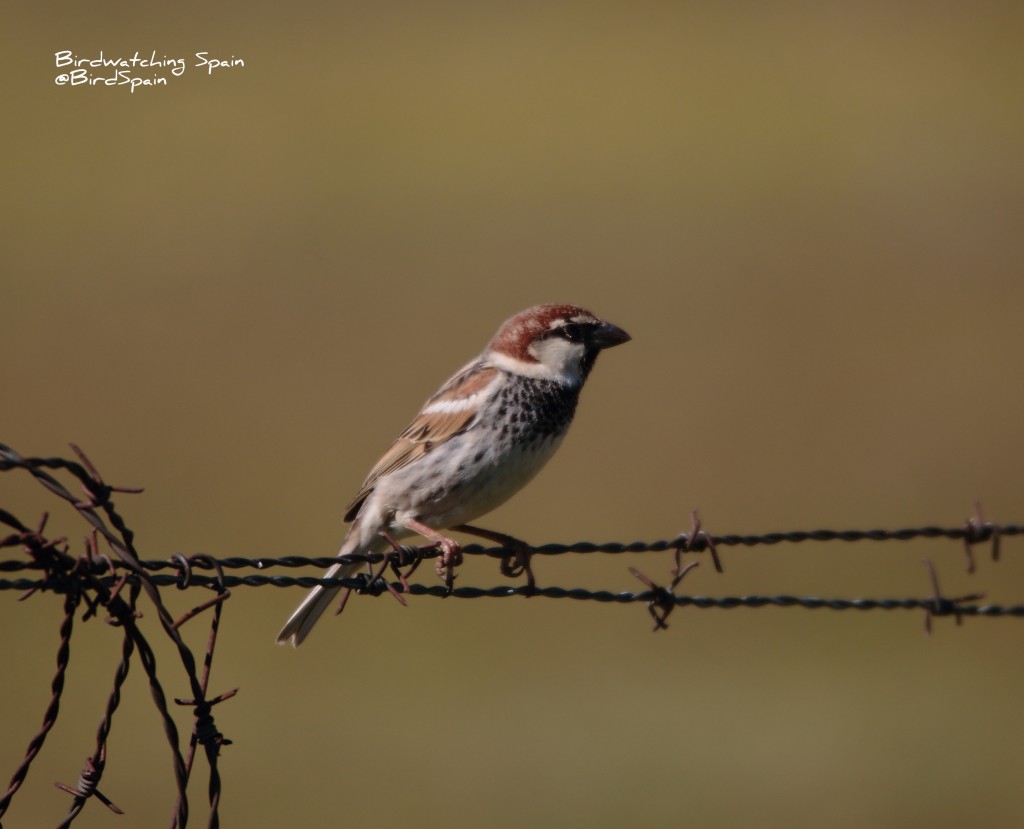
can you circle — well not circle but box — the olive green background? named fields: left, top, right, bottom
left=3, top=3, right=1023, bottom=827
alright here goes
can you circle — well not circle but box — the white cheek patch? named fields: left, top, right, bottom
left=524, top=338, right=586, bottom=385
left=530, top=338, right=576, bottom=363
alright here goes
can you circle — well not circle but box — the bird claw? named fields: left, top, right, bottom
left=434, top=538, right=463, bottom=592
left=453, top=524, right=536, bottom=590
left=498, top=542, right=535, bottom=590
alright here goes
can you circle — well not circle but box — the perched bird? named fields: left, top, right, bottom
left=276, top=304, right=630, bottom=646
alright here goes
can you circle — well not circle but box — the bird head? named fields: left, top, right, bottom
left=487, top=304, right=631, bottom=385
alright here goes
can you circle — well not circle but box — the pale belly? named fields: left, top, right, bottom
left=386, top=430, right=566, bottom=530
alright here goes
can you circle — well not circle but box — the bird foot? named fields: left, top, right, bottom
left=434, top=537, right=463, bottom=592
left=454, top=524, right=536, bottom=590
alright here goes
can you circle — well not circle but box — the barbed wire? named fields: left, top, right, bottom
left=0, top=443, right=231, bottom=829
left=0, top=443, right=1019, bottom=827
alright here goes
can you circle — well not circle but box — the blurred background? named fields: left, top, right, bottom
left=3, top=2, right=1023, bottom=826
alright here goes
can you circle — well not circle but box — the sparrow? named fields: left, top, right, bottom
left=276, top=303, right=630, bottom=646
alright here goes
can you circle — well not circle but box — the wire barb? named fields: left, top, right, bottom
left=920, top=558, right=985, bottom=636
left=673, top=510, right=723, bottom=574
left=629, top=561, right=700, bottom=631
left=962, top=502, right=1000, bottom=573
left=55, top=752, right=124, bottom=816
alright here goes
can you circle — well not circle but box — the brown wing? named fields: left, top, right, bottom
left=343, top=362, right=499, bottom=522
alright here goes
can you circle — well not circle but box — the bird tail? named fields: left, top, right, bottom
left=275, top=558, right=363, bottom=647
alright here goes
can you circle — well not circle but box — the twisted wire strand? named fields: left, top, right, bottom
left=1, top=520, right=1019, bottom=575
left=2, top=573, right=1022, bottom=617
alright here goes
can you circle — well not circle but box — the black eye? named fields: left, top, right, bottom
left=559, top=323, right=587, bottom=342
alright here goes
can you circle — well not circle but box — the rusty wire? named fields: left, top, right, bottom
left=0, top=444, right=230, bottom=829
left=0, top=443, right=1020, bottom=826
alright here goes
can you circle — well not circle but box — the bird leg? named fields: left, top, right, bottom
left=454, top=524, right=536, bottom=590
left=378, top=529, right=427, bottom=595
left=401, top=518, right=463, bottom=592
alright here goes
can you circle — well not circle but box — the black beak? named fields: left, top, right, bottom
left=589, top=320, right=631, bottom=349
